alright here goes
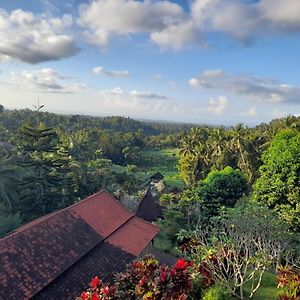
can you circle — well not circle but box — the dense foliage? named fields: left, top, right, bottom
left=277, top=266, right=300, bottom=300
left=77, top=256, right=194, bottom=300
left=0, top=107, right=191, bottom=235
left=1, top=106, right=300, bottom=299
left=253, top=129, right=300, bottom=231
left=178, top=116, right=300, bottom=185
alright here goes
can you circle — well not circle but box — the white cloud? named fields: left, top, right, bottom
left=195, top=96, right=228, bottom=115
left=172, top=105, right=185, bottom=114
left=100, top=87, right=169, bottom=113
left=0, top=9, right=78, bottom=64
left=0, top=54, right=12, bottom=63
left=150, top=20, right=203, bottom=50
left=191, top=0, right=300, bottom=43
left=260, top=0, right=300, bottom=31
left=1, top=0, right=295, bottom=62
left=92, top=66, right=130, bottom=77
left=271, top=109, right=288, bottom=119
left=99, top=88, right=228, bottom=116
left=78, top=0, right=300, bottom=50
left=235, top=107, right=258, bottom=117
left=129, top=90, right=169, bottom=100
left=5, top=68, right=88, bottom=93
left=78, top=0, right=201, bottom=50
left=189, top=69, right=300, bottom=104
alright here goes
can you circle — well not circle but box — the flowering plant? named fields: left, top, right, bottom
left=78, top=276, right=117, bottom=300
left=77, top=256, right=194, bottom=300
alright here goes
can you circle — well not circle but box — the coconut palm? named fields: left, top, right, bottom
left=179, top=127, right=209, bottom=157
left=279, top=114, right=298, bottom=129
left=179, top=136, right=197, bottom=157
left=208, top=127, right=230, bottom=159
left=229, top=124, right=251, bottom=178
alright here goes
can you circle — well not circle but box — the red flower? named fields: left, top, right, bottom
left=90, top=276, right=100, bottom=288
left=170, top=268, right=176, bottom=278
left=160, top=270, right=167, bottom=282
left=175, top=258, right=188, bottom=270
left=81, top=292, right=88, bottom=300
left=139, top=276, right=146, bottom=286
left=101, top=286, right=109, bottom=295
left=92, top=294, right=100, bottom=300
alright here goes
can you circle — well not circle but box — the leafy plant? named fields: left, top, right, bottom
left=202, top=285, right=231, bottom=300
left=277, top=266, right=300, bottom=300
left=77, top=256, right=194, bottom=300
left=253, top=129, right=300, bottom=231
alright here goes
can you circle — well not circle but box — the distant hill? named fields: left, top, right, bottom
left=0, top=108, right=196, bottom=135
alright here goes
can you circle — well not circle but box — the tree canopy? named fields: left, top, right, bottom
left=253, top=129, right=300, bottom=230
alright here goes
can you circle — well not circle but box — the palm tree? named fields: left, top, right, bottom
left=229, top=124, right=251, bottom=177
left=279, top=115, right=298, bottom=129
left=259, top=124, right=279, bottom=151
left=179, top=127, right=209, bottom=157
left=208, top=127, right=230, bottom=159
left=179, top=136, right=197, bottom=157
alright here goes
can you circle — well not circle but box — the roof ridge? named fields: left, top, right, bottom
left=102, top=215, right=135, bottom=241
left=1, top=190, right=109, bottom=241
left=1, top=191, right=160, bottom=299
left=100, top=191, right=135, bottom=217
left=29, top=195, right=136, bottom=298
left=132, top=215, right=160, bottom=231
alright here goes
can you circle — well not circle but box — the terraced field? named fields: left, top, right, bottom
left=138, top=148, right=184, bottom=189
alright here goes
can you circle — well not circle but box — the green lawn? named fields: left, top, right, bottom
left=243, top=272, right=279, bottom=300
left=139, top=148, right=184, bottom=189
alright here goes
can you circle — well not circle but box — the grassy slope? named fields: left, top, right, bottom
left=243, top=272, right=279, bottom=300
left=139, top=148, right=184, bottom=189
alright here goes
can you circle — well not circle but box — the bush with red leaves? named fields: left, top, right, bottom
left=277, top=266, right=300, bottom=300
left=76, top=256, right=194, bottom=300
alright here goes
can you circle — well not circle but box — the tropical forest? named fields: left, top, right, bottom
left=1, top=0, right=300, bottom=299
left=0, top=105, right=299, bottom=299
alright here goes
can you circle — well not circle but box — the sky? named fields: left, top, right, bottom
left=0, top=0, right=300, bottom=126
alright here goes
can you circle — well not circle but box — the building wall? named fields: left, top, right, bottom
left=137, top=240, right=154, bottom=259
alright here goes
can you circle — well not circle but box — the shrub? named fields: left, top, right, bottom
left=277, top=266, right=300, bottom=299
left=253, top=129, right=300, bottom=231
left=179, top=203, right=289, bottom=299
left=202, top=285, right=230, bottom=300
left=77, top=256, right=194, bottom=300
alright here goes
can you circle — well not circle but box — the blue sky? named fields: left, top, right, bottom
left=0, top=0, right=300, bottom=125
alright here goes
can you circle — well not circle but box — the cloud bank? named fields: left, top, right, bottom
left=78, top=0, right=202, bottom=50
left=6, top=68, right=87, bottom=93
left=189, top=69, right=300, bottom=104
left=78, top=0, right=300, bottom=49
left=2, top=1, right=300, bottom=64
left=100, top=87, right=169, bottom=113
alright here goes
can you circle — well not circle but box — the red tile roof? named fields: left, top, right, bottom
left=106, top=217, right=159, bottom=256
left=70, top=192, right=132, bottom=237
left=0, top=191, right=159, bottom=300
